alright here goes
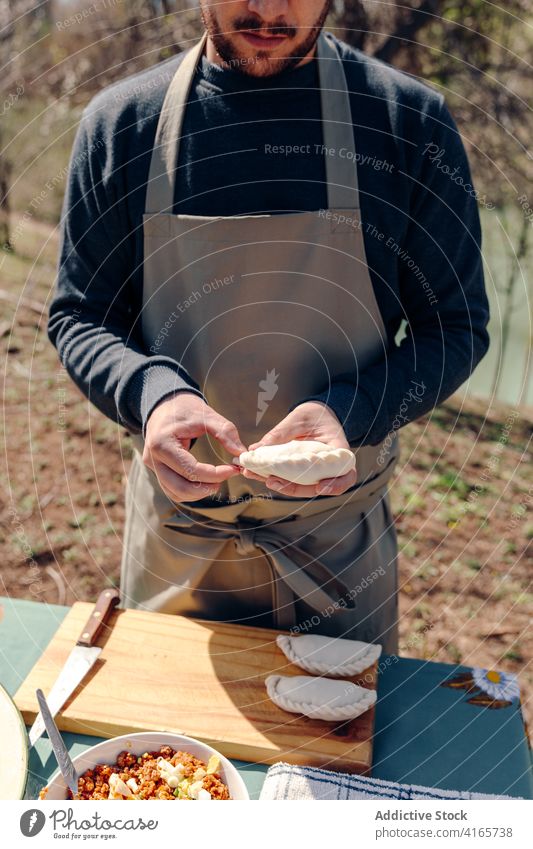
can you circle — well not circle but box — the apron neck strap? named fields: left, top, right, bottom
left=317, top=31, right=360, bottom=210
left=145, top=29, right=359, bottom=215
left=145, top=32, right=208, bottom=216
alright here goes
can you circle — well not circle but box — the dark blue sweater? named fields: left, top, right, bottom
left=47, top=32, right=490, bottom=445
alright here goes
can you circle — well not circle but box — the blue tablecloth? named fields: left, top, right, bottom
left=1, top=597, right=531, bottom=800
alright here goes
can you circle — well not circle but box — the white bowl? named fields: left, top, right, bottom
left=41, top=732, right=249, bottom=801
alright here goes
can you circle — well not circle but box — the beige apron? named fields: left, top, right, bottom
left=120, top=30, right=400, bottom=652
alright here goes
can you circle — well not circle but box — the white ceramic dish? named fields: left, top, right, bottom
left=40, top=731, right=249, bottom=801
left=0, top=682, right=28, bottom=799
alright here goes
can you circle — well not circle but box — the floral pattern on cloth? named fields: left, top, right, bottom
left=441, top=668, right=520, bottom=709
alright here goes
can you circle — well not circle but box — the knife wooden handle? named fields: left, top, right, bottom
left=76, top=588, right=120, bottom=647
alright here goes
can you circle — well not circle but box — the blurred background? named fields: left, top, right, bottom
left=0, top=2, right=531, bottom=718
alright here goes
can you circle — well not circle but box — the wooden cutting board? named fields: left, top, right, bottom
left=15, top=603, right=377, bottom=774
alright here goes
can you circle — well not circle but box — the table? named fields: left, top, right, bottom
left=1, top=597, right=531, bottom=800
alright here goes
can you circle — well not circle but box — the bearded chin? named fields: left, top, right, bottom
left=199, top=1, right=333, bottom=78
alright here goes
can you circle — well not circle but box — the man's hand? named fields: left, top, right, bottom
left=143, top=392, right=246, bottom=502
left=242, top=401, right=357, bottom=498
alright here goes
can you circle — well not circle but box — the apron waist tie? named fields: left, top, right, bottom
left=162, top=511, right=356, bottom=630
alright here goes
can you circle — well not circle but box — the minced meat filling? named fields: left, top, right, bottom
left=39, top=745, right=231, bottom=800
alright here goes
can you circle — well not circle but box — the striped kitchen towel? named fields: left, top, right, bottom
left=259, top=763, right=520, bottom=800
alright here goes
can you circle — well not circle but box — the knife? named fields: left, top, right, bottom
left=36, top=688, right=79, bottom=798
left=29, top=588, right=120, bottom=747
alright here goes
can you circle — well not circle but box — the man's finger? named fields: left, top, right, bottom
left=240, top=468, right=270, bottom=482
left=248, top=420, right=301, bottom=450
left=315, top=469, right=357, bottom=495
left=265, top=476, right=318, bottom=498
left=205, top=414, right=247, bottom=456
left=155, top=443, right=239, bottom=483
left=265, top=468, right=357, bottom=498
left=155, top=461, right=220, bottom=502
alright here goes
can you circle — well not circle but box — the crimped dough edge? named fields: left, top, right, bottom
left=276, top=635, right=382, bottom=678
left=238, top=442, right=355, bottom=482
left=265, top=674, right=377, bottom=721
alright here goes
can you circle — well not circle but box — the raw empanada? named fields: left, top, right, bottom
left=236, top=440, right=355, bottom=485
left=277, top=634, right=382, bottom=678
left=265, top=674, right=376, bottom=721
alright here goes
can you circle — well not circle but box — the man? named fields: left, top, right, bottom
left=48, top=1, right=489, bottom=653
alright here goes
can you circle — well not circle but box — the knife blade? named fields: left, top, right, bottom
left=29, top=588, right=120, bottom=747
left=36, top=688, right=79, bottom=798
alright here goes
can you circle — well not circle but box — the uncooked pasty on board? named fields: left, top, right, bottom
left=277, top=634, right=382, bottom=678
left=265, top=674, right=376, bottom=721
left=236, top=440, right=355, bottom=485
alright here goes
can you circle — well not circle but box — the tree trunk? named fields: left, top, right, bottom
left=0, top=145, right=12, bottom=251
left=491, top=213, right=530, bottom=398
left=333, top=0, right=370, bottom=51
left=373, top=0, right=443, bottom=64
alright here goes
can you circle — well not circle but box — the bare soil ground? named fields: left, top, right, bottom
left=1, top=222, right=531, bottom=724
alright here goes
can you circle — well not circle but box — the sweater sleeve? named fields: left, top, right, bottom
left=47, top=104, right=205, bottom=436
left=295, top=95, right=490, bottom=445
